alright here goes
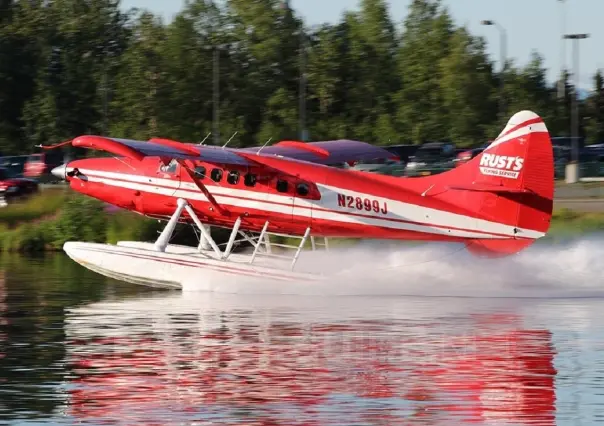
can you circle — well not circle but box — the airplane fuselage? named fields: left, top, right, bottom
left=65, top=154, right=535, bottom=243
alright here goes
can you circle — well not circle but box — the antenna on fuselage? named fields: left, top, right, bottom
left=257, top=137, right=272, bottom=155
left=114, top=156, right=136, bottom=170
left=199, top=132, right=211, bottom=145
left=222, top=131, right=238, bottom=149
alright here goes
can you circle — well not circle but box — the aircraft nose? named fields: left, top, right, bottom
left=51, top=164, right=67, bottom=180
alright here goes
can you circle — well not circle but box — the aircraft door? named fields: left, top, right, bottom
left=292, top=174, right=324, bottom=229
left=273, top=176, right=295, bottom=223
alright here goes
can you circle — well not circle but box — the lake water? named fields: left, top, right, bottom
left=1, top=244, right=604, bottom=425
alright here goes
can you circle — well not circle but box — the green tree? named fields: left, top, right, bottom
left=395, top=0, right=455, bottom=143
left=109, top=11, right=167, bottom=140
left=224, top=0, right=302, bottom=145
left=0, top=0, right=601, bottom=155
left=17, top=0, right=131, bottom=150
left=346, top=0, right=399, bottom=143
left=584, top=70, right=604, bottom=144
left=0, top=1, right=50, bottom=153
left=439, top=27, right=497, bottom=146
left=550, top=69, right=573, bottom=137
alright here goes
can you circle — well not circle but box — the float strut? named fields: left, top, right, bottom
left=184, top=204, right=222, bottom=257
left=249, top=221, right=270, bottom=263
left=222, top=216, right=242, bottom=259
left=154, top=198, right=188, bottom=252
left=291, top=227, right=311, bottom=270
left=197, top=224, right=212, bottom=251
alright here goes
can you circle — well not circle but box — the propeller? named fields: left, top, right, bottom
left=36, top=139, right=73, bottom=150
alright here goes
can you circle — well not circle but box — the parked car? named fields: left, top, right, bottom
left=349, top=157, right=406, bottom=175
left=405, top=141, right=456, bottom=176
left=348, top=144, right=417, bottom=176
left=551, top=136, right=585, bottom=151
left=453, top=142, right=491, bottom=167
left=0, top=166, right=39, bottom=202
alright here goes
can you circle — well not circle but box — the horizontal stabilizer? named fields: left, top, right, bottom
left=448, top=183, right=532, bottom=194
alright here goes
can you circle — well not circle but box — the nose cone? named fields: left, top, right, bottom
left=51, top=164, right=67, bottom=180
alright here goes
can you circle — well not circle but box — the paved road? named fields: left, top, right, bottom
left=554, top=199, right=604, bottom=212
left=555, top=182, right=604, bottom=199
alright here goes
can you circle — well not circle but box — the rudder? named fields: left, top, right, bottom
left=445, top=111, right=554, bottom=257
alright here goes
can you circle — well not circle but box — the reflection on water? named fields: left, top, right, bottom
left=0, top=253, right=603, bottom=424
left=64, top=294, right=559, bottom=425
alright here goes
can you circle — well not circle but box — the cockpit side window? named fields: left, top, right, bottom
left=159, top=159, right=178, bottom=174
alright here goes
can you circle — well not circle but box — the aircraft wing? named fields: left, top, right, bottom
left=70, top=135, right=252, bottom=166
left=69, top=135, right=396, bottom=167
left=241, top=139, right=398, bottom=165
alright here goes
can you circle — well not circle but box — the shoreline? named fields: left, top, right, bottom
left=1, top=189, right=603, bottom=254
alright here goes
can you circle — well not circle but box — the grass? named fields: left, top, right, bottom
left=548, top=208, right=604, bottom=237
left=2, top=189, right=604, bottom=253
left=0, top=190, right=164, bottom=253
left=0, top=187, right=68, bottom=228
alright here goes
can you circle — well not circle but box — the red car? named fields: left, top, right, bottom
left=23, top=150, right=65, bottom=182
left=454, top=142, right=491, bottom=167
left=0, top=167, right=39, bottom=201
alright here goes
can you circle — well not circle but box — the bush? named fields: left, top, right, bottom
left=105, top=211, right=163, bottom=244
left=52, top=195, right=108, bottom=247
left=2, top=189, right=604, bottom=254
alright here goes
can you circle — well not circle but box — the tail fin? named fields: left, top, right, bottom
left=442, top=110, right=554, bottom=257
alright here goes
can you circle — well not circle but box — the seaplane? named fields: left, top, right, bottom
left=45, top=110, right=554, bottom=289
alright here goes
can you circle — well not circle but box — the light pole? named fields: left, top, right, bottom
left=563, top=33, right=589, bottom=165
left=481, top=20, right=507, bottom=124
left=203, top=44, right=226, bottom=145
left=299, top=28, right=308, bottom=141
left=213, top=46, right=220, bottom=146
left=558, top=0, right=566, bottom=99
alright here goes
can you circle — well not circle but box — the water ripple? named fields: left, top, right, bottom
left=0, top=254, right=604, bottom=424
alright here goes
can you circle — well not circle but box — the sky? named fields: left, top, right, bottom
left=120, top=0, right=602, bottom=90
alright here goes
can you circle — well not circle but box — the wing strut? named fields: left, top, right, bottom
left=177, top=159, right=229, bottom=216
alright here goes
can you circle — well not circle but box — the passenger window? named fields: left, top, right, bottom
left=296, top=183, right=310, bottom=197
left=159, top=159, right=178, bottom=174
left=210, top=168, right=223, bottom=182
left=194, top=166, right=206, bottom=179
left=276, top=179, right=288, bottom=193
left=244, top=173, right=257, bottom=187
left=227, top=170, right=240, bottom=185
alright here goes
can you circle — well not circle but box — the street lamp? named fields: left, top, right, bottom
left=202, top=44, right=227, bottom=145
left=558, top=0, right=567, bottom=98
left=299, top=28, right=308, bottom=141
left=481, top=20, right=507, bottom=124
left=563, top=33, right=589, bottom=167
left=213, top=46, right=220, bottom=146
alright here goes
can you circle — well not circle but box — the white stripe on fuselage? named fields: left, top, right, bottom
left=74, top=168, right=545, bottom=240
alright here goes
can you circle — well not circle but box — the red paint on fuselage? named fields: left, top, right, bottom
left=66, top=155, right=471, bottom=242
left=62, top=111, right=555, bottom=257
